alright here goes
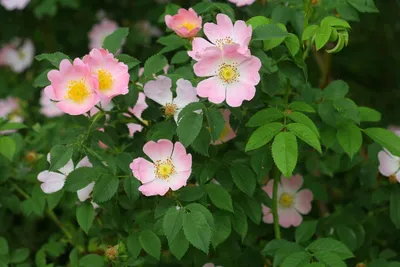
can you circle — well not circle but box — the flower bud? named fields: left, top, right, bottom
left=105, top=245, right=118, bottom=261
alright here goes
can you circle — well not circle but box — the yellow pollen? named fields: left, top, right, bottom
left=154, top=158, right=175, bottom=180
left=67, top=79, right=90, bottom=103
left=218, top=63, right=239, bottom=84
left=164, top=103, right=177, bottom=117
left=180, top=21, right=197, bottom=32
left=18, top=51, right=25, bottom=59
left=279, top=193, right=294, bottom=208
left=215, top=37, right=235, bottom=49
left=97, top=69, right=113, bottom=92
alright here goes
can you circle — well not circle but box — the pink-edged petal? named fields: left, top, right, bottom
left=262, top=180, right=274, bottom=198
left=56, top=92, right=99, bottom=116
left=204, top=14, right=234, bottom=44
left=262, top=204, right=274, bottom=224
left=139, top=179, right=170, bottom=196
left=281, top=174, right=303, bottom=194
left=37, top=171, right=66, bottom=194
left=197, top=77, right=226, bottom=104
left=237, top=56, right=261, bottom=85
left=279, top=208, right=303, bottom=228
left=143, top=75, right=173, bottom=106
left=169, top=170, right=191, bottom=191
left=76, top=156, right=92, bottom=168
left=130, top=157, right=156, bottom=184
left=188, top=38, right=214, bottom=61
left=378, top=150, right=400, bottom=177
left=77, top=182, right=95, bottom=202
left=171, top=142, right=192, bottom=172
left=127, top=123, right=143, bottom=137
left=225, top=82, right=256, bottom=107
left=294, top=189, right=313, bottom=214
left=233, top=20, right=252, bottom=48
left=173, top=79, right=199, bottom=109
left=59, top=159, right=74, bottom=176
left=143, top=139, right=174, bottom=162
left=193, top=47, right=223, bottom=77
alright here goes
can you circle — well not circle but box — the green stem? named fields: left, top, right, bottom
left=272, top=168, right=281, bottom=240
left=125, top=109, right=149, bottom=128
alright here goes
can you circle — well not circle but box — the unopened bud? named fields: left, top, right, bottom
left=105, top=245, right=118, bottom=261
left=26, top=151, right=38, bottom=163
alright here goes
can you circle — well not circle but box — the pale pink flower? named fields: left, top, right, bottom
left=77, top=181, right=99, bottom=209
left=130, top=139, right=192, bottom=196
left=143, top=76, right=198, bottom=122
left=0, top=44, right=13, bottom=66
left=165, top=8, right=202, bottom=38
left=2, top=39, right=35, bottom=73
left=44, top=58, right=99, bottom=115
left=83, top=48, right=129, bottom=99
left=194, top=44, right=261, bottom=107
left=203, top=264, right=223, bottom=267
left=262, top=174, right=313, bottom=228
left=0, top=0, right=30, bottom=10
left=126, top=92, right=148, bottom=137
left=388, top=125, right=400, bottom=136
left=89, top=18, right=119, bottom=50
left=40, top=90, right=63, bottom=118
left=211, top=109, right=236, bottom=145
left=136, top=20, right=162, bottom=38
left=378, top=129, right=400, bottom=182
left=0, top=97, right=23, bottom=134
left=227, top=0, right=256, bottom=7
left=38, top=155, right=92, bottom=194
left=188, top=14, right=252, bottom=61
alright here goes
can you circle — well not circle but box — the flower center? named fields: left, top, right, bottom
left=164, top=103, right=177, bottom=117
left=215, top=37, right=235, bottom=49
left=180, top=21, right=196, bottom=31
left=218, top=63, right=239, bottom=84
left=97, top=69, right=113, bottom=92
left=279, top=193, right=294, bottom=208
left=18, top=50, right=25, bottom=60
left=67, top=79, right=90, bottom=103
left=154, top=158, right=175, bottom=180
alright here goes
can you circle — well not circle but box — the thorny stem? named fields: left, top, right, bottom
left=272, top=168, right=281, bottom=240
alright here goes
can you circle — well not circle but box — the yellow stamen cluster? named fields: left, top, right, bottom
left=164, top=103, right=178, bottom=117
left=97, top=69, right=113, bottom=92
left=67, top=79, right=89, bottom=103
left=154, top=158, right=176, bottom=180
left=279, top=193, right=294, bottom=208
left=218, top=63, right=239, bottom=84
left=215, top=37, right=235, bottom=49
left=180, top=21, right=197, bottom=32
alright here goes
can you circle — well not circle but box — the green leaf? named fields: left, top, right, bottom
left=10, top=248, right=29, bottom=263
left=169, top=230, right=189, bottom=260
left=157, top=34, right=188, bottom=47
left=272, top=132, right=298, bottom=178
left=230, top=164, right=257, bottom=196
left=281, top=251, right=311, bottom=267
left=245, top=122, right=284, bottom=152
left=182, top=210, right=211, bottom=254
left=295, top=221, right=318, bottom=243
left=33, top=69, right=51, bottom=88
left=364, top=128, right=400, bottom=157
left=239, top=195, right=262, bottom=224
left=287, top=123, right=322, bottom=153
left=126, top=234, right=142, bottom=260
left=285, top=33, right=300, bottom=56
left=308, top=238, right=354, bottom=260
left=92, top=175, right=119, bottom=203
left=390, top=189, right=400, bottom=229
left=177, top=102, right=205, bottom=121
left=79, top=254, right=104, bottom=267
left=185, top=203, right=215, bottom=229
left=303, top=264, right=325, bottom=267
left=323, top=80, right=349, bottom=100
left=163, top=208, right=183, bottom=243
left=143, top=54, right=168, bottom=77
left=124, top=177, right=140, bottom=202
left=321, top=16, right=351, bottom=28
left=0, top=122, right=27, bottom=131
left=246, top=108, right=284, bottom=127
left=358, top=106, right=381, bottom=122
left=348, top=0, right=379, bottom=12
left=50, top=145, right=73, bottom=171
left=251, top=147, right=273, bottom=181
left=336, top=225, right=358, bottom=251
left=146, top=120, right=176, bottom=141
left=288, top=112, right=320, bottom=137
left=116, top=54, right=140, bottom=69
left=315, top=24, right=332, bottom=50
left=232, top=203, right=248, bottom=240
left=206, top=108, right=226, bottom=141
left=246, top=16, right=271, bottom=29
left=288, top=101, right=316, bottom=113
left=102, top=27, right=129, bottom=53
left=263, top=23, right=288, bottom=50
left=35, top=52, right=71, bottom=67
left=253, top=24, right=289, bottom=41
left=205, top=183, right=233, bottom=212
left=171, top=51, right=190, bottom=64
left=314, top=251, right=346, bottom=267
left=302, top=25, right=319, bottom=41
left=191, top=127, right=211, bottom=156
left=337, top=123, right=362, bottom=159
left=139, top=230, right=161, bottom=260
left=333, top=98, right=360, bottom=123
left=211, top=212, right=231, bottom=248
left=0, top=237, right=8, bottom=255
left=178, top=186, right=205, bottom=202
left=76, top=202, right=95, bottom=234
left=0, top=136, right=16, bottom=161
left=64, top=167, right=97, bottom=192
left=177, top=112, right=203, bottom=147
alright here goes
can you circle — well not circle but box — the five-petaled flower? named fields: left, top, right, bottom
left=262, top=174, right=313, bottom=228
left=165, top=8, right=202, bottom=38
left=378, top=129, right=400, bottom=183
left=130, top=139, right=192, bottom=196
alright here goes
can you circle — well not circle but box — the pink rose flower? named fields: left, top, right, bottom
left=143, top=76, right=199, bottom=121
left=88, top=18, right=119, bottom=50
left=83, top=48, right=129, bottom=99
left=77, top=181, right=99, bottom=209
left=0, top=97, right=23, bottom=134
left=211, top=109, right=236, bottom=145
left=40, top=90, right=63, bottom=118
left=0, top=0, right=30, bottom=10
left=194, top=44, right=261, bottom=107
left=44, top=58, right=99, bottom=116
left=262, top=174, right=313, bottom=228
left=188, top=14, right=252, bottom=61
left=38, top=155, right=92, bottom=194
left=165, top=8, right=202, bottom=38
left=130, top=139, right=192, bottom=196
left=378, top=129, right=400, bottom=182
left=227, top=0, right=256, bottom=7
left=1, top=38, right=34, bottom=73
left=126, top=92, right=148, bottom=137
